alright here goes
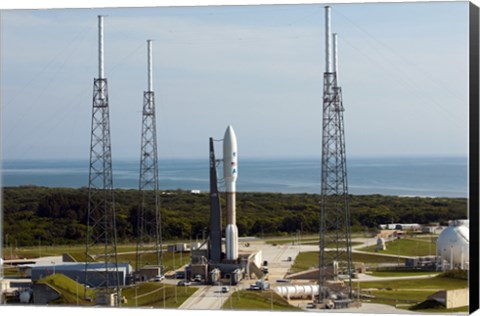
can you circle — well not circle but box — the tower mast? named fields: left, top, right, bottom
left=318, top=6, right=353, bottom=303
left=84, top=15, right=121, bottom=305
left=136, top=40, right=163, bottom=274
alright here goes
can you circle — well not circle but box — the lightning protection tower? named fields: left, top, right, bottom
left=135, top=40, right=163, bottom=274
left=318, top=6, right=353, bottom=302
left=84, top=15, right=121, bottom=305
left=208, top=137, right=223, bottom=263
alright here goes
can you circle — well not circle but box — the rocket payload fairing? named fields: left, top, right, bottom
left=223, top=125, right=238, bottom=261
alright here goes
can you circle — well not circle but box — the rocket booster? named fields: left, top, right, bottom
left=223, top=125, right=238, bottom=192
left=223, top=125, right=238, bottom=261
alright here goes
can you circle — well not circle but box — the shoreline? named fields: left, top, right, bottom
left=1, top=185, right=469, bottom=200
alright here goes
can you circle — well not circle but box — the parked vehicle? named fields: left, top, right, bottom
left=175, top=271, right=185, bottom=279
left=249, top=284, right=261, bottom=290
left=152, top=275, right=165, bottom=282
left=193, top=274, right=202, bottom=282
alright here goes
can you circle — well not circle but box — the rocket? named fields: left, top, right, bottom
left=223, top=125, right=238, bottom=261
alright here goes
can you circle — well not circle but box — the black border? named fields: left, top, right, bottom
left=469, top=2, right=479, bottom=314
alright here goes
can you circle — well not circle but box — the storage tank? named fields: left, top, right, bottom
left=275, top=284, right=319, bottom=299
left=436, top=220, right=469, bottom=269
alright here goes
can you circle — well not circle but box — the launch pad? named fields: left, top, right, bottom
left=183, top=126, right=264, bottom=285
left=188, top=244, right=263, bottom=285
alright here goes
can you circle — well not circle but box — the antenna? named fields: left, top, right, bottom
left=98, top=15, right=104, bottom=80
left=147, top=39, right=153, bottom=92
left=325, top=6, right=332, bottom=73
left=333, top=33, right=339, bottom=82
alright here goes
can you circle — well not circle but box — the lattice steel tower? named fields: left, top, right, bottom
left=318, top=6, right=353, bottom=301
left=135, top=40, right=163, bottom=273
left=84, top=16, right=121, bottom=304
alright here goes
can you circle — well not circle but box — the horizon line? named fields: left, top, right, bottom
left=1, top=153, right=469, bottom=162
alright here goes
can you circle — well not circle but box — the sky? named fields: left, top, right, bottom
left=0, top=1, right=470, bottom=160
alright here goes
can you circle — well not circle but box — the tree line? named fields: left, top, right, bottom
left=2, top=186, right=468, bottom=247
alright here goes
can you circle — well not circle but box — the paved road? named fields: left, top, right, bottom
left=178, top=285, right=233, bottom=310
left=247, top=243, right=301, bottom=282
left=179, top=242, right=302, bottom=309
left=352, top=249, right=414, bottom=259
left=356, top=273, right=440, bottom=282
left=351, top=237, right=378, bottom=249
left=285, top=238, right=416, bottom=259
left=4, top=256, right=63, bottom=265
left=301, top=302, right=421, bottom=314
left=170, top=237, right=435, bottom=311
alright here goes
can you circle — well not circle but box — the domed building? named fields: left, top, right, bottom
left=436, top=219, right=469, bottom=270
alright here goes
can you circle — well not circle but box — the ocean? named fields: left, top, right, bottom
left=1, top=156, right=468, bottom=198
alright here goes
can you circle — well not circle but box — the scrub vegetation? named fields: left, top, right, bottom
left=3, top=186, right=467, bottom=248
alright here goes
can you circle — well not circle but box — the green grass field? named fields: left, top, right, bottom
left=359, top=237, right=436, bottom=257
left=9, top=244, right=144, bottom=262
left=289, top=251, right=468, bottom=313
left=36, top=274, right=96, bottom=305
left=355, top=275, right=467, bottom=291
left=9, top=243, right=188, bottom=273
left=34, top=274, right=197, bottom=308
left=266, top=237, right=362, bottom=247
left=362, top=289, right=438, bottom=306
left=266, top=238, right=316, bottom=245
left=116, top=251, right=188, bottom=272
left=289, top=251, right=406, bottom=274
left=360, top=290, right=469, bottom=313
left=368, top=271, right=440, bottom=278
left=121, top=282, right=197, bottom=308
left=222, top=289, right=301, bottom=311
left=354, top=274, right=468, bottom=312
left=410, top=300, right=469, bottom=313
